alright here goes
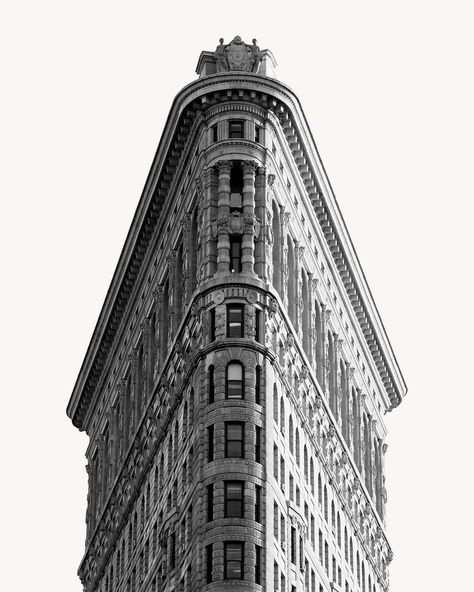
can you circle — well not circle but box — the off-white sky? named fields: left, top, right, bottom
left=1, top=1, right=473, bottom=590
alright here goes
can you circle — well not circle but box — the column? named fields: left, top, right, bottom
left=354, top=388, right=362, bottom=471
left=216, top=160, right=232, bottom=273
left=153, top=286, right=163, bottom=368
left=180, top=213, right=192, bottom=304
left=293, top=241, right=301, bottom=333
left=121, top=377, right=130, bottom=452
left=320, top=304, right=328, bottom=391
left=242, top=160, right=258, bottom=275
left=254, top=166, right=266, bottom=279
left=167, top=251, right=177, bottom=339
left=281, top=208, right=289, bottom=306
left=307, top=274, right=315, bottom=364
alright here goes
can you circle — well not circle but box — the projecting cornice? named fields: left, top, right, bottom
left=67, top=72, right=406, bottom=430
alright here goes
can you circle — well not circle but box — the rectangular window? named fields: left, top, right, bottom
left=224, top=541, right=244, bottom=580
left=209, top=308, right=216, bottom=341
left=311, top=515, right=315, bottom=548
left=274, top=561, right=279, bottom=591
left=208, top=365, right=215, bottom=404
left=255, top=425, right=261, bottom=463
left=207, top=425, right=214, bottom=462
left=227, top=305, right=244, bottom=337
left=229, top=120, right=244, bottom=139
left=290, top=526, right=296, bottom=564
left=255, top=485, right=261, bottom=523
left=225, top=481, right=244, bottom=518
left=225, top=422, right=244, bottom=458
left=207, top=484, right=213, bottom=522
left=212, top=124, right=218, bottom=143
left=206, top=543, right=213, bottom=583
left=296, top=485, right=300, bottom=507
left=255, top=545, right=261, bottom=584
left=255, top=310, right=261, bottom=343
left=289, top=474, right=294, bottom=501
left=255, top=125, right=262, bottom=144
left=227, top=362, right=244, bottom=398
left=255, top=365, right=261, bottom=404
left=229, top=237, right=242, bottom=273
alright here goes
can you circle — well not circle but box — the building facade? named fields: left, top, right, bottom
left=67, top=37, right=406, bottom=592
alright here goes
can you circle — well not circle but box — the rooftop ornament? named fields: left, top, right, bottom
left=214, top=36, right=262, bottom=73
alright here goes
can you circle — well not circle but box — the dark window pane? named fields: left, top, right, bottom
left=225, top=542, right=244, bottom=580
left=230, top=238, right=242, bottom=273
left=226, top=423, right=244, bottom=458
left=229, top=120, right=244, bottom=139
left=228, top=307, right=243, bottom=337
left=225, top=482, right=244, bottom=518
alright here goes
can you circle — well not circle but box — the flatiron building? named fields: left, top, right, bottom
left=67, top=36, right=406, bottom=592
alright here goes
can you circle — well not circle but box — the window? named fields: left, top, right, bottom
left=207, top=484, right=214, bottom=522
left=230, top=236, right=242, bottom=272
left=290, top=526, right=296, bottom=564
left=229, top=120, right=244, bottom=139
left=225, top=481, right=244, bottom=518
left=226, top=361, right=244, bottom=398
left=209, top=308, right=216, bottom=341
left=227, top=305, right=244, bottom=338
left=255, top=365, right=261, bottom=404
left=207, top=425, right=214, bottom=462
left=255, top=425, right=262, bottom=463
left=212, top=124, right=218, bottom=143
left=224, top=542, right=244, bottom=580
left=225, top=422, right=244, bottom=458
left=255, top=125, right=262, bottom=144
left=255, top=485, right=261, bottom=523
left=206, top=544, right=213, bottom=583
left=255, top=545, right=261, bottom=584
left=208, top=365, right=215, bottom=404
left=255, top=310, right=262, bottom=343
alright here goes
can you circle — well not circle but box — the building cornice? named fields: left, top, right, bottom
left=67, top=72, right=406, bottom=430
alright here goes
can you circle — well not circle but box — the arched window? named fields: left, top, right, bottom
left=295, top=429, right=300, bottom=466
left=226, top=362, right=244, bottom=399
left=289, top=416, right=294, bottom=453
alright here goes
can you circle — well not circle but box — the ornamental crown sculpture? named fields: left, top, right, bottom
left=214, top=36, right=262, bottom=73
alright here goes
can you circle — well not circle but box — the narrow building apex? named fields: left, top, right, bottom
left=196, top=36, right=277, bottom=78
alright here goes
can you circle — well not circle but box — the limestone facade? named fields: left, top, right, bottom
left=67, top=39, right=406, bottom=592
